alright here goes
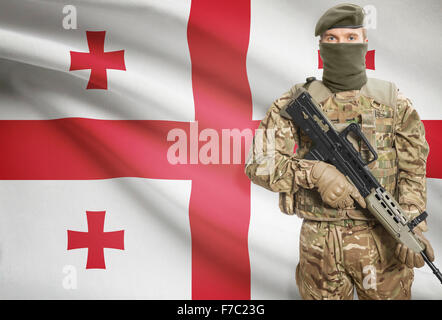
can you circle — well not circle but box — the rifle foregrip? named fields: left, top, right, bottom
left=365, top=188, right=425, bottom=253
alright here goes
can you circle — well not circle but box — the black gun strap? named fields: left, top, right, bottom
left=408, top=211, right=428, bottom=230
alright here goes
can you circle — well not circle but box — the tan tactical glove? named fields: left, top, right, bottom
left=395, top=228, right=434, bottom=268
left=394, top=207, right=435, bottom=269
left=310, top=161, right=366, bottom=209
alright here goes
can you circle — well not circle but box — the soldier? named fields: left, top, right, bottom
left=245, top=3, right=435, bottom=300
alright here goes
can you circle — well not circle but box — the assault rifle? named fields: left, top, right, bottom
left=281, top=87, right=442, bottom=285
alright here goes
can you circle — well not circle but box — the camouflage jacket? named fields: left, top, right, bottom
left=245, top=78, right=429, bottom=223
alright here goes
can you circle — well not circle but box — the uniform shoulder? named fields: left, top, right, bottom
left=397, top=90, right=413, bottom=106
left=271, top=81, right=306, bottom=110
left=272, top=90, right=293, bottom=110
left=271, top=78, right=328, bottom=111
left=395, top=90, right=424, bottom=129
left=362, top=78, right=398, bottom=107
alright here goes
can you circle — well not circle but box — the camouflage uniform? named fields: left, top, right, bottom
left=296, top=219, right=414, bottom=299
left=244, top=79, right=429, bottom=300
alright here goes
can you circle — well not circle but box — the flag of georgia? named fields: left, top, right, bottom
left=0, top=0, right=440, bottom=299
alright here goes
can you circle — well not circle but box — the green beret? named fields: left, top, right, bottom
left=315, top=3, right=365, bottom=37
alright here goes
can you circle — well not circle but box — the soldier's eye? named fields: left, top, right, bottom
left=349, top=36, right=356, bottom=41
left=327, top=36, right=335, bottom=41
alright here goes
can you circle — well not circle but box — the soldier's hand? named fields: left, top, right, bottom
left=310, top=161, right=366, bottom=209
left=394, top=227, right=435, bottom=268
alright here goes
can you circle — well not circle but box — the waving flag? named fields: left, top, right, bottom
left=0, top=0, right=440, bottom=299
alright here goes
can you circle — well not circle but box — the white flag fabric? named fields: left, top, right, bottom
left=0, top=179, right=191, bottom=299
left=0, top=0, right=441, bottom=300
left=0, top=0, right=196, bottom=299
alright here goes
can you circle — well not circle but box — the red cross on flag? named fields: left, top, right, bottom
left=70, top=31, right=126, bottom=89
left=0, top=0, right=441, bottom=299
left=67, top=211, right=125, bottom=269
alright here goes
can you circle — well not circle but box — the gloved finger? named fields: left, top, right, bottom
left=399, top=245, right=408, bottom=264
left=414, top=253, right=425, bottom=268
left=417, top=232, right=435, bottom=262
left=405, top=248, right=415, bottom=269
left=395, top=243, right=402, bottom=258
left=321, top=185, right=336, bottom=202
left=321, top=193, right=336, bottom=208
left=425, top=244, right=435, bottom=262
left=328, top=192, right=338, bottom=201
left=350, top=187, right=366, bottom=208
left=327, top=179, right=347, bottom=200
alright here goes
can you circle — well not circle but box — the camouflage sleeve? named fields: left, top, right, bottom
left=244, top=90, right=318, bottom=193
left=394, top=92, right=430, bottom=222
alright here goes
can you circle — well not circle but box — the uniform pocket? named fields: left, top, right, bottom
left=298, top=221, right=327, bottom=296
